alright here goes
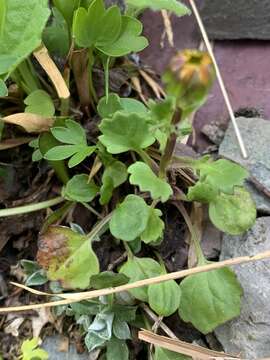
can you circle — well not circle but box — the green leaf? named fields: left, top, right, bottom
left=26, top=270, right=48, bottom=287
left=209, top=187, right=256, bottom=235
left=113, top=319, right=131, bottom=340
left=46, top=119, right=96, bottom=168
left=0, top=0, right=50, bottom=78
left=44, top=145, right=79, bottom=160
left=187, top=182, right=218, bottom=203
left=0, top=79, right=7, bottom=96
left=90, top=271, right=130, bottom=289
left=73, top=0, right=122, bottom=48
left=128, top=162, right=173, bottom=202
left=110, top=305, right=137, bottom=322
left=24, top=90, right=55, bottom=117
left=43, top=7, right=70, bottom=57
left=0, top=0, right=6, bottom=38
left=154, top=347, right=191, bottom=360
left=100, top=160, right=128, bottom=205
left=120, top=257, right=162, bottom=301
left=179, top=267, right=243, bottom=334
left=106, top=338, right=129, bottom=360
left=126, top=0, right=191, bottom=17
left=120, top=98, right=148, bottom=114
left=98, top=93, right=122, bottom=118
left=109, top=195, right=150, bottom=241
left=148, top=280, right=181, bottom=316
left=21, top=338, right=48, bottom=360
left=99, top=112, right=155, bottom=154
left=51, top=119, right=87, bottom=145
left=63, top=174, right=99, bottom=203
left=97, top=93, right=147, bottom=118
left=98, top=15, right=148, bottom=57
left=141, top=208, right=164, bottom=244
left=53, top=0, right=80, bottom=29
left=85, top=331, right=107, bottom=352
left=198, top=159, right=249, bottom=194
left=37, top=226, right=99, bottom=289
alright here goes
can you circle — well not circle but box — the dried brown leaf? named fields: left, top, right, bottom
left=139, top=330, right=239, bottom=359
left=2, top=113, right=54, bottom=133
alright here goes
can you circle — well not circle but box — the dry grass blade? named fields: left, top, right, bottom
left=161, top=10, right=174, bottom=47
left=34, top=45, right=70, bottom=100
left=139, top=330, right=239, bottom=359
left=0, top=137, right=32, bottom=150
left=131, top=76, right=147, bottom=104
left=188, top=0, right=247, bottom=159
left=2, top=250, right=270, bottom=313
left=139, top=69, right=166, bottom=99
left=2, top=113, right=54, bottom=132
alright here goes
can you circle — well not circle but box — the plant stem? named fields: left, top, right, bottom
left=13, top=60, right=41, bottom=94
left=173, top=201, right=205, bottom=265
left=82, top=202, right=103, bottom=219
left=159, top=109, right=182, bottom=179
left=137, top=149, right=159, bottom=174
left=86, top=213, right=112, bottom=240
left=0, top=197, right=64, bottom=218
left=123, top=241, right=134, bottom=259
left=104, top=56, right=111, bottom=103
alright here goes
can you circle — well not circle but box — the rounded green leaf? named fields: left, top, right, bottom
left=148, top=280, right=181, bottom=316
left=99, top=112, right=155, bottom=154
left=24, top=90, right=55, bottom=117
left=209, top=187, right=256, bottom=235
left=0, top=0, right=50, bottom=78
left=179, top=267, right=243, bottom=334
left=120, top=257, right=162, bottom=301
left=109, top=195, right=150, bottom=241
left=63, top=174, right=99, bottom=203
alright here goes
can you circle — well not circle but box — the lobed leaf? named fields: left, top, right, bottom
left=99, top=111, right=155, bottom=154
left=140, top=208, right=164, bottom=244
left=100, top=160, right=128, bottom=205
left=109, top=195, right=150, bottom=241
left=24, top=90, right=55, bottom=117
left=97, top=15, right=148, bottom=57
left=197, top=159, right=249, bottom=194
left=179, top=267, right=242, bottom=334
left=128, top=162, right=173, bottom=202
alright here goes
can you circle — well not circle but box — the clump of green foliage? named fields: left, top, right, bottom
left=0, top=0, right=257, bottom=359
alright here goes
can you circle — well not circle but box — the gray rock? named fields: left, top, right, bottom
left=215, top=217, right=270, bottom=359
left=245, top=181, right=270, bottom=215
left=219, top=117, right=270, bottom=213
left=201, top=0, right=270, bottom=39
left=42, top=335, right=91, bottom=360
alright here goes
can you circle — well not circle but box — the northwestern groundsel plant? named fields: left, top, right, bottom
left=0, top=0, right=256, bottom=358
